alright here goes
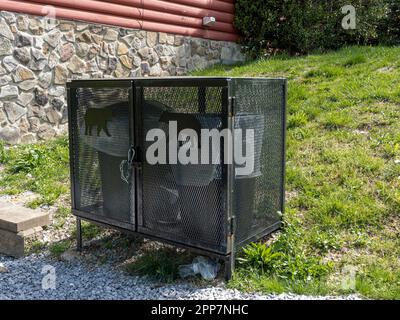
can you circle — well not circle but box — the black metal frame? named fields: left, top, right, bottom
left=67, top=77, right=287, bottom=280
left=230, top=78, right=287, bottom=248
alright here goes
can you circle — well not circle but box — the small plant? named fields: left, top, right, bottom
left=342, top=54, right=367, bottom=67
left=309, top=231, right=344, bottom=253
left=238, top=243, right=283, bottom=272
left=321, top=112, right=351, bottom=130
left=27, top=240, right=46, bottom=254
left=49, top=240, right=72, bottom=258
left=125, top=247, right=191, bottom=282
left=0, top=141, right=7, bottom=163
left=8, top=146, right=46, bottom=173
left=81, top=221, right=103, bottom=240
left=288, top=111, right=308, bottom=129
left=55, top=206, right=70, bottom=218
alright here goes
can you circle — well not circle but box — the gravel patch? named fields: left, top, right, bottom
left=0, top=253, right=361, bottom=300
left=0, top=193, right=362, bottom=300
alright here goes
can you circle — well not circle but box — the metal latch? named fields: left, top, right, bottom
left=128, top=145, right=136, bottom=165
left=120, top=145, right=139, bottom=184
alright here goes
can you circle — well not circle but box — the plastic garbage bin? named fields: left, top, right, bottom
left=98, top=151, right=130, bottom=222
left=178, top=180, right=224, bottom=245
left=162, top=113, right=224, bottom=243
left=233, top=112, right=265, bottom=240
left=79, top=102, right=130, bottom=222
left=234, top=113, right=265, bottom=178
left=81, top=100, right=178, bottom=224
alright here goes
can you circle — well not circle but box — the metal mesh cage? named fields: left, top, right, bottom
left=138, top=85, right=228, bottom=253
left=71, top=86, right=134, bottom=227
left=68, top=77, right=286, bottom=261
left=232, top=79, right=286, bottom=245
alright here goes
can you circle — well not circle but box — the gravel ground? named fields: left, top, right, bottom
left=0, top=193, right=362, bottom=300
left=0, top=253, right=361, bottom=300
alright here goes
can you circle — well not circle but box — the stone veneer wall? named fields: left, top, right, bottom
left=0, top=10, right=244, bottom=144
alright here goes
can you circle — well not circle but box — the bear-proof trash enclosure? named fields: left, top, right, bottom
left=67, top=77, right=287, bottom=279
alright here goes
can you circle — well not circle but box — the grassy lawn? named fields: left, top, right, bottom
left=195, top=46, right=400, bottom=299
left=0, top=137, right=70, bottom=208
left=0, top=46, right=398, bottom=299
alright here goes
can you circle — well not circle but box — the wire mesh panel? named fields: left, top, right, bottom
left=138, top=84, right=228, bottom=253
left=232, top=79, right=286, bottom=245
left=70, top=85, right=134, bottom=227
left=68, top=78, right=286, bottom=267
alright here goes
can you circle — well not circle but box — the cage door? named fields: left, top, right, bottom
left=70, top=83, right=136, bottom=230
left=135, top=83, right=230, bottom=254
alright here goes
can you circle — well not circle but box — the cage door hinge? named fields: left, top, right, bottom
left=228, top=96, right=235, bottom=116
left=229, top=216, right=236, bottom=236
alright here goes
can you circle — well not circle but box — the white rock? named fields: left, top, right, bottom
left=44, top=29, right=62, bottom=47
left=38, top=72, right=52, bottom=89
left=18, top=80, right=36, bottom=91
left=2, top=56, right=19, bottom=72
left=34, top=36, right=44, bottom=49
left=0, top=85, right=19, bottom=99
left=0, top=37, right=12, bottom=55
left=48, top=86, right=65, bottom=97
left=0, top=17, right=14, bottom=40
left=0, top=263, right=8, bottom=273
left=17, top=92, right=34, bottom=107
left=60, top=249, right=80, bottom=263
left=4, top=102, right=27, bottom=123
left=0, top=75, right=12, bottom=87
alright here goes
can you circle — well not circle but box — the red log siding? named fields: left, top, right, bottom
left=0, top=0, right=238, bottom=41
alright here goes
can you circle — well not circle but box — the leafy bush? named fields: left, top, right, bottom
left=235, top=0, right=400, bottom=57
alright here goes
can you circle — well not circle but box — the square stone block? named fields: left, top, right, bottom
left=0, top=202, right=50, bottom=233
left=0, top=226, right=43, bottom=257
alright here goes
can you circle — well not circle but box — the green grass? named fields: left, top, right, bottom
left=125, top=247, right=192, bottom=283
left=0, top=46, right=398, bottom=299
left=194, top=46, right=400, bottom=299
left=49, top=240, right=72, bottom=258
left=0, top=136, right=70, bottom=208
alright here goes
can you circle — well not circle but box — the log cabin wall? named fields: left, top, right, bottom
left=0, top=0, right=238, bottom=41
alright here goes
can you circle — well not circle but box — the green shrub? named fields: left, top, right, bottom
left=235, top=0, right=399, bottom=57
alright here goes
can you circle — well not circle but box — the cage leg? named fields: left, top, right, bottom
left=76, top=217, right=82, bottom=252
left=224, top=253, right=235, bottom=281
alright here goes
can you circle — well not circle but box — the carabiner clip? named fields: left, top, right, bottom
left=120, top=145, right=136, bottom=184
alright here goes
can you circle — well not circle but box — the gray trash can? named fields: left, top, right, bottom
left=234, top=112, right=265, bottom=240
left=80, top=102, right=130, bottom=222
left=163, top=113, right=224, bottom=243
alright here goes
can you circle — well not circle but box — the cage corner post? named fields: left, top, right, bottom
left=224, top=251, right=235, bottom=281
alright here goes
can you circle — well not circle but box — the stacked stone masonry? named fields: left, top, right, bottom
left=0, top=10, right=244, bottom=144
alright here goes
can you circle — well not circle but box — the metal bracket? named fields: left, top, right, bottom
left=229, top=216, right=236, bottom=236
left=229, top=96, right=235, bottom=116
